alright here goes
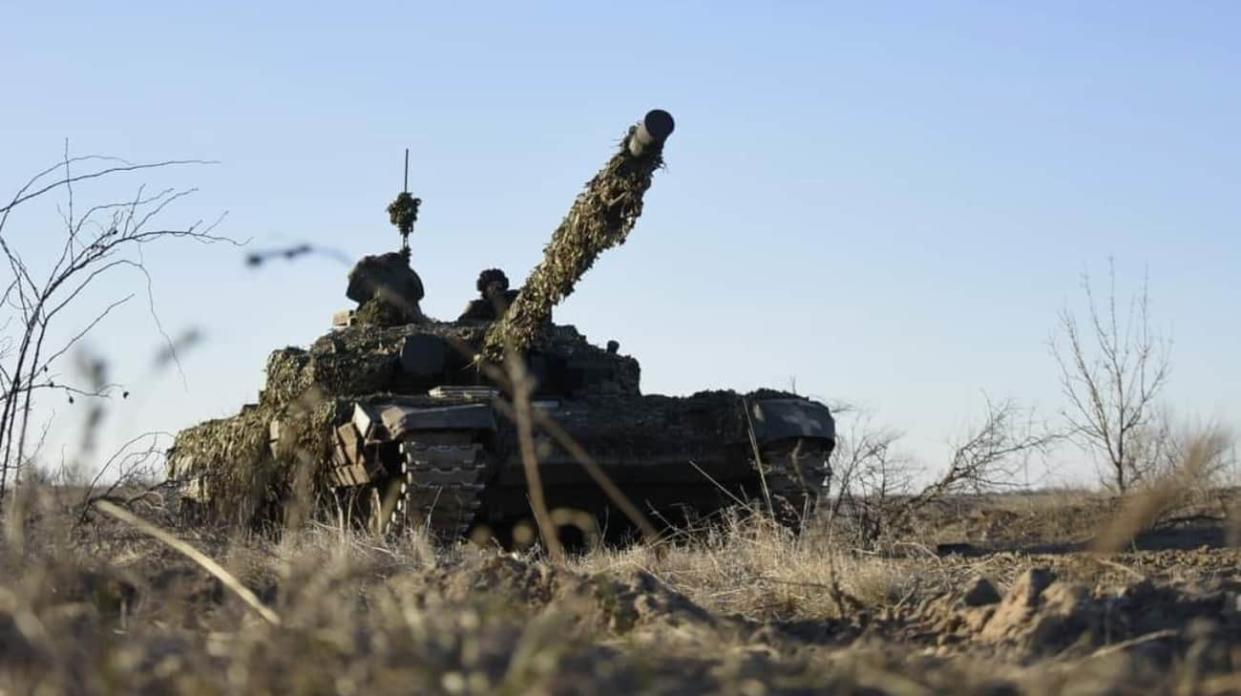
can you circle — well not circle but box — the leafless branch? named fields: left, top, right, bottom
left=0, top=151, right=231, bottom=503
left=0, top=159, right=216, bottom=216
left=77, top=431, right=170, bottom=525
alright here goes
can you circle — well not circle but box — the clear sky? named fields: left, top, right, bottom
left=3, top=1, right=1238, bottom=486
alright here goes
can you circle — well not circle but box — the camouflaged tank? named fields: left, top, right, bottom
left=166, top=110, right=836, bottom=542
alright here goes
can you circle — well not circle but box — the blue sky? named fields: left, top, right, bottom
left=3, top=1, right=1238, bottom=485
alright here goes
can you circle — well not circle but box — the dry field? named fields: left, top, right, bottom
left=0, top=486, right=1238, bottom=695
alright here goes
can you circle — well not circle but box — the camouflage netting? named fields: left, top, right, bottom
left=307, top=322, right=485, bottom=394
left=167, top=403, right=284, bottom=524
left=168, top=395, right=349, bottom=526
left=168, top=321, right=492, bottom=525
left=354, top=296, right=417, bottom=327
left=262, top=348, right=313, bottom=407
left=346, top=252, right=426, bottom=326
left=262, top=325, right=442, bottom=407
left=482, top=122, right=668, bottom=363
left=386, top=191, right=421, bottom=236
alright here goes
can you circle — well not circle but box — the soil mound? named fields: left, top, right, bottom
left=918, top=566, right=1240, bottom=666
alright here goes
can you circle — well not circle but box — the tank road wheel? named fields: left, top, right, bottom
left=332, top=482, right=403, bottom=537
left=754, top=437, right=832, bottom=526
left=373, top=479, right=407, bottom=537
left=391, top=436, right=490, bottom=541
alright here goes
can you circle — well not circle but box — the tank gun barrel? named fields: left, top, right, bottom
left=481, top=109, right=675, bottom=363
left=628, top=109, right=676, bottom=157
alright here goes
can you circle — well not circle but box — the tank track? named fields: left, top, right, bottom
left=757, top=438, right=832, bottom=524
left=390, top=440, right=488, bottom=540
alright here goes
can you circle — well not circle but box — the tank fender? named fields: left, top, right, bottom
left=353, top=402, right=497, bottom=442
left=749, top=398, right=836, bottom=446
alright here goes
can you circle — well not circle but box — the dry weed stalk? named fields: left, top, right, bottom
left=503, top=349, right=564, bottom=562
left=75, top=431, right=169, bottom=525
left=741, top=395, right=776, bottom=519
left=93, top=499, right=281, bottom=625
left=1092, top=426, right=1234, bottom=552
left=477, top=347, right=660, bottom=551
left=508, top=401, right=661, bottom=545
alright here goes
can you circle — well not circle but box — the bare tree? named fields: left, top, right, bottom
left=1051, top=261, right=1171, bottom=492
left=827, top=398, right=1054, bottom=546
left=0, top=147, right=229, bottom=503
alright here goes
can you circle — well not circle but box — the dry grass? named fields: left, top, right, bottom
left=1092, top=428, right=1235, bottom=552
left=575, top=513, right=925, bottom=621
left=0, top=481, right=1238, bottom=694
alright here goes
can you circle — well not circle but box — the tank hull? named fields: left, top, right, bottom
left=474, top=392, right=834, bottom=540
left=168, top=350, right=835, bottom=542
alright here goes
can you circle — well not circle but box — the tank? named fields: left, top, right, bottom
left=166, top=110, right=836, bottom=543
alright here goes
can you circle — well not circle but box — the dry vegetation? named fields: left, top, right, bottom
left=0, top=471, right=1238, bottom=695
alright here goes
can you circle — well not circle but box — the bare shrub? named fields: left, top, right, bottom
left=826, top=399, right=1056, bottom=547
left=0, top=149, right=229, bottom=504
left=76, top=432, right=172, bottom=523
left=823, top=404, right=910, bottom=544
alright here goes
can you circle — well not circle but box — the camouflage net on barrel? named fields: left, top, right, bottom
left=481, top=124, right=667, bottom=363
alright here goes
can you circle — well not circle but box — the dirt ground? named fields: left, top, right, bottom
left=0, top=486, right=1238, bottom=694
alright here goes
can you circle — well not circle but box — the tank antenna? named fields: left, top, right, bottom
left=387, top=147, right=421, bottom=261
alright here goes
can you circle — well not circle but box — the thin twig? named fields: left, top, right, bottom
left=688, top=459, right=750, bottom=508
left=1083, top=629, right=1179, bottom=660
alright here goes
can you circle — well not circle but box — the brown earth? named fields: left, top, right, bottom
left=0, top=486, right=1238, bottom=694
